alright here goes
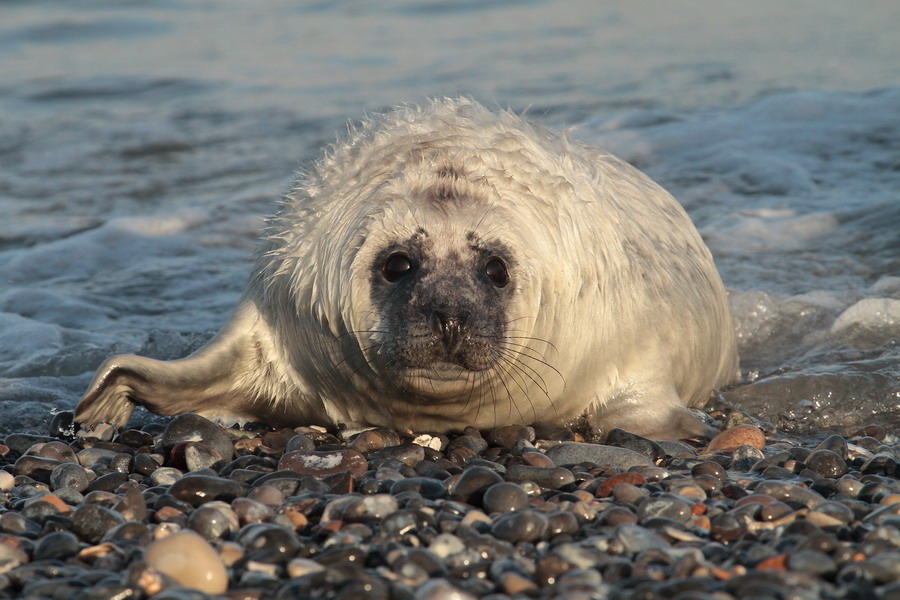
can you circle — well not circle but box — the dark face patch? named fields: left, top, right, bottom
left=369, top=229, right=515, bottom=383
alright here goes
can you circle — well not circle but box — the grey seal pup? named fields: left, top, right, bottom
left=76, top=98, right=739, bottom=440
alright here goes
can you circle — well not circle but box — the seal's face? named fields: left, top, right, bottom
left=369, top=224, right=516, bottom=398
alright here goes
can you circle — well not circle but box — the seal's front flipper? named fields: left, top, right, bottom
left=587, top=382, right=715, bottom=441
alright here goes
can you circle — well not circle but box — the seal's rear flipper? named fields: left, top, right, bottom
left=587, top=383, right=715, bottom=441
left=75, top=306, right=258, bottom=428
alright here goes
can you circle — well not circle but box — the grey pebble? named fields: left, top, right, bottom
left=544, top=443, right=653, bottom=469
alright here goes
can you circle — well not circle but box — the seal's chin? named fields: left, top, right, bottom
left=394, top=362, right=485, bottom=399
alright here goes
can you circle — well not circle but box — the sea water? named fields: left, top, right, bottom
left=1, top=0, right=898, bottom=433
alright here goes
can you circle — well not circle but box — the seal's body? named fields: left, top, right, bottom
left=76, top=98, right=738, bottom=440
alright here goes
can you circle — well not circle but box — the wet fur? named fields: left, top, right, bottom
left=76, top=98, right=739, bottom=440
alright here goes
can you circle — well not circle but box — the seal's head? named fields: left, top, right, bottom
left=76, top=98, right=739, bottom=440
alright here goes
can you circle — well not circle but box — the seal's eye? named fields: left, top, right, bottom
left=382, top=252, right=413, bottom=282
left=485, top=257, right=509, bottom=288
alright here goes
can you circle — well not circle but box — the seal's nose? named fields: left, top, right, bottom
left=430, top=310, right=466, bottom=356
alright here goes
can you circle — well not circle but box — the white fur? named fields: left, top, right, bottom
left=77, top=98, right=738, bottom=439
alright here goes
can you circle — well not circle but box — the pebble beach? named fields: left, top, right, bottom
left=1, top=2, right=899, bottom=599
left=2, top=410, right=899, bottom=599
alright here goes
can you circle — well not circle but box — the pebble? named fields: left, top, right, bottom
left=0, top=412, right=896, bottom=599
left=544, top=442, right=654, bottom=469
left=278, top=448, right=368, bottom=476
left=482, top=482, right=530, bottom=514
left=706, top=424, right=767, bottom=453
left=145, top=530, right=229, bottom=594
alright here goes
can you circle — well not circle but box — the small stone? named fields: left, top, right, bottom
left=145, top=530, right=228, bottom=594
left=482, top=482, right=530, bottom=514
left=414, top=579, right=476, bottom=600
left=429, top=533, right=466, bottom=558
left=691, top=460, right=727, bottom=480
left=13, top=456, right=61, bottom=483
left=188, top=505, right=240, bottom=540
left=544, top=443, right=653, bottom=469
left=77, top=447, right=120, bottom=468
left=49, top=462, right=91, bottom=492
left=367, top=443, right=425, bottom=467
left=596, top=472, right=647, bottom=497
left=753, top=481, right=825, bottom=509
left=448, top=466, right=504, bottom=504
left=390, top=477, right=447, bottom=500
left=805, top=449, right=848, bottom=478
left=232, top=497, right=275, bottom=524
left=491, top=509, right=549, bottom=543
left=161, top=414, right=234, bottom=465
left=284, top=434, right=316, bottom=453
left=235, top=523, right=301, bottom=563
left=706, top=425, right=766, bottom=453
left=151, top=467, right=184, bottom=486
left=168, top=475, right=245, bottom=508
left=605, top=429, right=665, bottom=463
left=287, top=558, right=325, bottom=578
left=278, top=449, right=368, bottom=477
left=72, top=504, right=125, bottom=544
left=636, top=494, right=694, bottom=524
left=504, top=465, right=575, bottom=489
left=321, top=494, right=399, bottom=523
left=486, top=425, right=536, bottom=447
left=32, top=531, right=80, bottom=561
left=615, top=523, right=670, bottom=553
left=814, top=434, right=849, bottom=460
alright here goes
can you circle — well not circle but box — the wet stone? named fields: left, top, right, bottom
left=32, top=530, right=80, bottom=561
left=13, top=456, right=60, bottom=484
left=4, top=434, right=56, bottom=455
left=367, top=443, right=426, bottom=467
left=72, top=504, right=125, bottom=543
left=133, top=453, right=163, bottom=476
left=730, top=444, right=767, bottom=471
left=615, top=523, right=670, bottom=554
left=278, top=449, right=368, bottom=477
left=636, top=494, right=694, bottom=524
left=605, top=429, right=665, bottom=463
left=185, top=441, right=230, bottom=471
left=381, top=509, right=437, bottom=537
left=145, top=530, right=229, bottom=595
left=188, top=504, right=239, bottom=540
left=691, top=460, right=727, bottom=480
left=49, top=462, right=90, bottom=492
left=86, top=471, right=128, bottom=493
left=445, top=434, right=489, bottom=455
left=236, top=523, right=301, bottom=563
left=482, top=482, right=530, bottom=514
left=161, top=414, right=234, bottom=463
left=753, top=481, right=825, bottom=509
left=169, top=474, right=247, bottom=507
left=491, top=509, right=549, bottom=543
left=390, top=477, right=447, bottom=500
left=150, top=466, right=183, bottom=486
left=321, top=493, right=399, bottom=523
left=544, top=443, right=653, bottom=469
left=504, top=465, right=575, bottom=489
left=449, top=466, right=504, bottom=504
left=76, top=447, right=120, bottom=468
left=805, top=449, right=848, bottom=478
left=486, top=425, right=536, bottom=447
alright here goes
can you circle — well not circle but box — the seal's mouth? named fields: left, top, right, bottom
left=393, top=363, right=488, bottom=399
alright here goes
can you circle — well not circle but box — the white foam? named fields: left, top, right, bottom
left=831, top=298, right=900, bottom=349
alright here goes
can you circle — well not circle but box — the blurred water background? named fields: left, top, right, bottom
left=1, top=0, right=898, bottom=433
